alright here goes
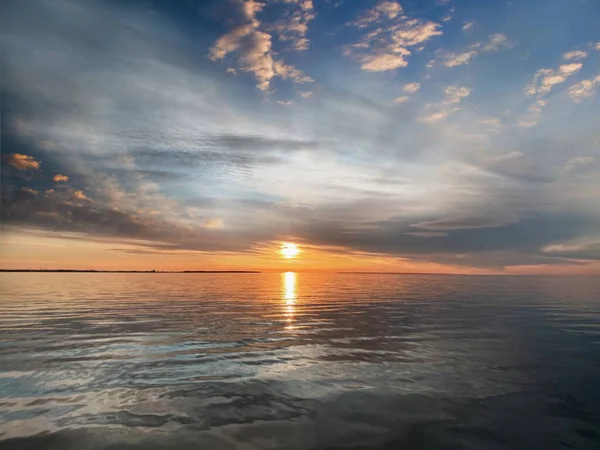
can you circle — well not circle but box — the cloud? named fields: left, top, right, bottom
left=4, top=153, right=41, bottom=170
left=596, top=42, right=600, bottom=51
left=520, top=61, right=584, bottom=125
left=72, top=190, right=88, bottom=201
left=442, top=50, right=478, bottom=67
left=359, top=53, right=409, bottom=71
left=487, top=151, right=523, bottom=165
left=419, top=110, right=450, bottom=123
left=568, top=75, right=600, bottom=102
left=541, top=238, right=600, bottom=261
left=272, top=0, right=315, bottom=51
left=273, top=60, right=313, bottom=83
left=411, top=216, right=512, bottom=231
left=392, top=19, right=443, bottom=46
left=276, top=100, right=293, bottom=105
left=209, top=0, right=311, bottom=90
left=564, top=156, right=595, bottom=172
left=444, top=85, right=471, bottom=104
left=517, top=99, right=546, bottom=128
left=525, top=63, right=583, bottom=96
left=405, top=231, right=447, bottom=238
left=418, top=85, right=469, bottom=122
left=347, top=1, right=403, bottom=28
left=346, top=3, right=442, bottom=72
left=478, top=117, right=501, bottom=128
left=441, top=33, right=512, bottom=67
left=394, top=96, right=409, bottom=103
left=562, top=50, right=588, bottom=61
left=21, top=187, right=39, bottom=196
left=2, top=180, right=274, bottom=255
left=403, top=82, right=421, bottom=93
left=462, top=21, right=475, bottom=31
left=53, top=174, right=69, bottom=182
left=204, top=218, right=225, bottom=229
left=299, top=91, right=313, bottom=98
left=481, top=33, right=513, bottom=52
left=560, top=63, right=584, bottom=76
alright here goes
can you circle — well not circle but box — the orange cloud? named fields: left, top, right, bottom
left=72, top=190, right=88, bottom=201
left=204, top=218, right=224, bottom=229
left=53, top=174, right=69, bottom=182
left=4, top=153, right=40, bottom=170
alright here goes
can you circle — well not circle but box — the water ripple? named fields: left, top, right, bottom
left=0, top=273, right=599, bottom=449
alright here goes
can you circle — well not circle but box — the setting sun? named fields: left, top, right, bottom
left=280, top=243, right=299, bottom=259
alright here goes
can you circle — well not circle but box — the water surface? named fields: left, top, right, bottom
left=1, top=273, right=599, bottom=449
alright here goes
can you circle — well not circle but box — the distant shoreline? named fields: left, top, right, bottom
left=0, top=270, right=261, bottom=273
left=337, top=271, right=454, bottom=275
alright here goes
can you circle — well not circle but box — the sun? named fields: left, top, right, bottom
left=280, top=242, right=300, bottom=259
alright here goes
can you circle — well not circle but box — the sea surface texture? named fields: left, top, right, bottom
left=0, top=273, right=599, bottom=449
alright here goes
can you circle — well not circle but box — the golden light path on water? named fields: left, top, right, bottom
left=283, top=272, right=296, bottom=330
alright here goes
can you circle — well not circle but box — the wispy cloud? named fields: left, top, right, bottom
left=525, top=63, right=583, bottom=96
left=271, top=0, right=315, bottom=51
left=419, top=110, right=452, bottom=123
left=517, top=99, right=546, bottom=128
left=481, top=33, right=513, bottom=52
left=564, top=156, right=595, bottom=172
left=403, top=82, right=421, bottom=93
left=419, top=85, right=470, bottom=122
left=444, top=85, right=471, bottom=104
left=462, top=21, right=475, bottom=32
left=345, top=1, right=442, bottom=72
left=440, top=33, right=513, bottom=67
left=562, top=50, right=588, bottom=61
left=568, top=75, right=600, bottom=102
left=346, top=1, right=403, bottom=28
left=487, top=151, right=523, bottom=165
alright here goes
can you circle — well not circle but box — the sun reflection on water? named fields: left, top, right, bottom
left=282, top=272, right=296, bottom=329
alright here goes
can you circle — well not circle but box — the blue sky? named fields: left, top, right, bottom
left=1, top=0, right=600, bottom=273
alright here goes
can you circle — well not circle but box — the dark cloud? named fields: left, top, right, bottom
left=275, top=200, right=600, bottom=267
left=0, top=187, right=272, bottom=253
left=411, top=216, right=514, bottom=231
left=129, top=148, right=281, bottom=169
left=206, top=134, right=321, bottom=152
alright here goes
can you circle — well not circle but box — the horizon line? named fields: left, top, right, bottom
left=0, top=269, right=261, bottom=273
left=0, top=269, right=595, bottom=277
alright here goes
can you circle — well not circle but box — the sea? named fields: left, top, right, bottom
left=0, top=272, right=599, bottom=449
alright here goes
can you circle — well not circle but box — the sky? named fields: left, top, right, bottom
left=1, top=0, right=600, bottom=274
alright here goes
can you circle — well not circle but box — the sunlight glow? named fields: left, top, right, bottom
left=280, top=242, right=300, bottom=259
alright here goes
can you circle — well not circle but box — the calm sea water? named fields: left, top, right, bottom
left=0, top=273, right=599, bottom=449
